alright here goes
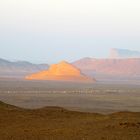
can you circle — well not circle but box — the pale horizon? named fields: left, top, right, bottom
left=0, top=0, right=140, bottom=63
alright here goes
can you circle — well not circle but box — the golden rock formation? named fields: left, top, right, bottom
left=26, top=61, right=95, bottom=82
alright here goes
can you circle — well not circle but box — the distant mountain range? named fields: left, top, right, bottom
left=73, top=57, right=140, bottom=78
left=0, top=58, right=49, bottom=78
left=1, top=54, right=140, bottom=81
left=109, top=48, right=140, bottom=58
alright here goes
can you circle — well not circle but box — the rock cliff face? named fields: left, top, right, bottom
left=26, top=61, right=95, bottom=82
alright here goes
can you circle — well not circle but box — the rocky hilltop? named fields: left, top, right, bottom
left=26, top=61, right=95, bottom=82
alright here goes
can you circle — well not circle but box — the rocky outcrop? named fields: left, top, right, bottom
left=26, top=61, right=95, bottom=82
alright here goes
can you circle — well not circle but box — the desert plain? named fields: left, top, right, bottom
left=0, top=79, right=140, bottom=139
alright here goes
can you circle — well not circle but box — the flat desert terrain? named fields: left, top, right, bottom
left=0, top=80, right=140, bottom=114
left=0, top=80, right=140, bottom=140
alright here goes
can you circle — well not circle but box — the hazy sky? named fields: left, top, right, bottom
left=0, top=0, right=140, bottom=63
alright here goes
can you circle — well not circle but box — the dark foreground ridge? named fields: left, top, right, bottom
left=0, top=101, right=140, bottom=140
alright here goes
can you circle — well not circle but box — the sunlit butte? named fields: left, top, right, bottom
left=26, top=61, right=95, bottom=82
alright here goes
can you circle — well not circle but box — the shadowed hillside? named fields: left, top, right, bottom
left=0, top=101, right=140, bottom=140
